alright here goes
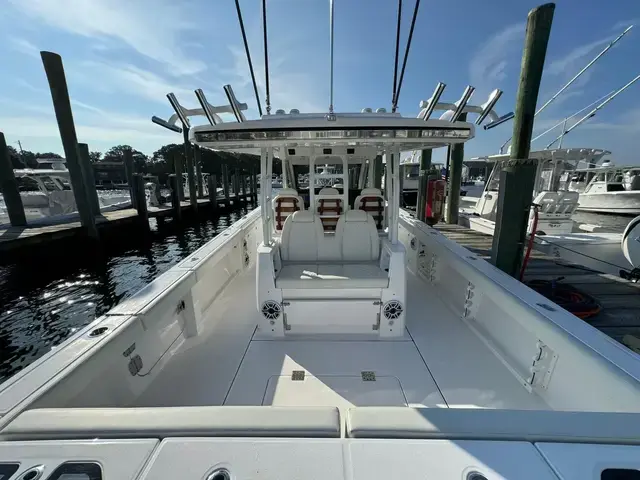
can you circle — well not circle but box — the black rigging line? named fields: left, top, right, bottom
left=392, top=0, right=403, bottom=109
left=234, top=0, right=263, bottom=117
left=392, top=0, right=421, bottom=112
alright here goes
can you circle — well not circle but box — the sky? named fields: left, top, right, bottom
left=1, top=0, right=640, bottom=164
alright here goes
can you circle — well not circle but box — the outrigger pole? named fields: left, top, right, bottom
left=234, top=0, right=263, bottom=117
left=545, top=72, right=640, bottom=149
left=500, top=24, right=634, bottom=153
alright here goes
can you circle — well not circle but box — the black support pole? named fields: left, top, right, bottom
left=416, top=149, right=432, bottom=222
left=445, top=113, right=466, bottom=224
left=491, top=3, right=556, bottom=276
left=77, top=143, right=100, bottom=216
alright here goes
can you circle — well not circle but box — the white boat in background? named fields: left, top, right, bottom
left=566, top=161, right=640, bottom=215
left=0, top=160, right=131, bottom=224
left=1, top=91, right=639, bottom=476
left=461, top=148, right=638, bottom=276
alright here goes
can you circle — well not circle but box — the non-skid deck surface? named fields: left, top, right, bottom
left=138, top=264, right=551, bottom=411
left=435, top=222, right=640, bottom=345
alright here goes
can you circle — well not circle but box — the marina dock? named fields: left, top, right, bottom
left=0, top=193, right=253, bottom=254
left=435, top=222, right=640, bottom=347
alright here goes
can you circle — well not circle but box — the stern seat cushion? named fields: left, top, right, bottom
left=276, top=263, right=389, bottom=289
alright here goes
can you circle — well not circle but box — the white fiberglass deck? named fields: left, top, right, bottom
left=134, top=265, right=550, bottom=411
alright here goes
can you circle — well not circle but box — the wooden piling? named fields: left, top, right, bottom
left=77, top=143, right=100, bottom=216
left=194, top=145, right=204, bottom=198
left=445, top=113, right=466, bottom=225
left=173, top=152, right=184, bottom=201
left=251, top=168, right=257, bottom=200
left=123, top=148, right=136, bottom=209
left=222, top=164, right=230, bottom=205
left=416, top=149, right=432, bottom=222
left=242, top=173, right=248, bottom=200
left=183, top=128, right=198, bottom=211
left=132, top=174, right=149, bottom=230
left=40, top=51, right=97, bottom=238
left=169, top=174, right=182, bottom=222
left=491, top=3, right=555, bottom=276
left=0, top=132, right=27, bottom=226
left=208, top=174, right=218, bottom=211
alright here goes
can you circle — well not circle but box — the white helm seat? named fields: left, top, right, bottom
left=354, top=188, right=385, bottom=230
left=336, top=210, right=380, bottom=262
left=316, top=187, right=343, bottom=232
left=273, top=188, right=305, bottom=231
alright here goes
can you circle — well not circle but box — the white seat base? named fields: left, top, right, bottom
left=276, top=263, right=389, bottom=289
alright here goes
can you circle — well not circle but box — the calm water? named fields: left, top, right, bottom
left=0, top=203, right=255, bottom=384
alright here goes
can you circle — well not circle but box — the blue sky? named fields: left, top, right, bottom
left=1, top=0, right=640, bottom=164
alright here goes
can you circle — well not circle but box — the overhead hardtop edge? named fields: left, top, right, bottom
left=190, top=113, right=475, bottom=151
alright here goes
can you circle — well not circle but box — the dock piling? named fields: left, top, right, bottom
left=132, top=174, right=149, bottom=230
left=173, top=152, right=185, bottom=201
left=77, top=143, right=100, bottom=216
left=169, top=174, right=182, bottom=222
left=123, top=148, right=136, bottom=210
left=183, top=128, right=198, bottom=211
left=251, top=168, right=257, bottom=200
left=40, top=51, right=97, bottom=239
left=416, top=149, right=432, bottom=222
left=208, top=174, right=218, bottom=211
left=222, top=164, right=230, bottom=205
left=491, top=3, right=556, bottom=276
left=373, top=155, right=383, bottom=189
left=194, top=145, right=204, bottom=198
left=444, top=113, right=466, bottom=225
left=0, top=132, right=27, bottom=226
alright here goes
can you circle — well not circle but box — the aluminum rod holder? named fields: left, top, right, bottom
left=167, top=93, right=190, bottom=128
left=421, top=82, right=446, bottom=121
left=224, top=85, right=246, bottom=122
left=450, top=86, right=475, bottom=122
left=151, top=115, right=182, bottom=133
left=484, top=112, right=515, bottom=130
left=195, top=89, right=217, bottom=125
left=476, top=89, right=503, bottom=125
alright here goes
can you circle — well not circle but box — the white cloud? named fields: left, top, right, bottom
left=469, top=23, right=525, bottom=95
left=8, top=37, right=40, bottom=59
left=8, top=0, right=205, bottom=76
left=546, top=36, right=613, bottom=77
left=78, top=61, right=198, bottom=107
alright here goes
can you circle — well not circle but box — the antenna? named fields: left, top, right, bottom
left=329, top=0, right=335, bottom=114
left=545, top=72, right=640, bottom=148
left=500, top=24, right=634, bottom=152
left=262, top=0, right=271, bottom=114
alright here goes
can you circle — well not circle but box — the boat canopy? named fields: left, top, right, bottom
left=471, top=147, right=611, bottom=164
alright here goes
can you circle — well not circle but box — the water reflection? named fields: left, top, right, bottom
left=0, top=204, right=255, bottom=383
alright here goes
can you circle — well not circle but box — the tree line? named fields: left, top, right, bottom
left=7, top=143, right=271, bottom=183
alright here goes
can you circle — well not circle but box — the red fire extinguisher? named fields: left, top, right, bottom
left=425, top=178, right=445, bottom=226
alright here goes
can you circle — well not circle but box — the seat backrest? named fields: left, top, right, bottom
left=273, top=188, right=305, bottom=231
left=316, top=188, right=343, bottom=232
left=280, top=210, right=324, bottom=262
left=354, top=188, right=385, bottom=230
left=336, top=210, right=380, bottom=262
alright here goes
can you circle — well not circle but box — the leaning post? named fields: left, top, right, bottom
left=0, top=132, right=27, bottom=226
left=491, top=3, right=556, bottom=276
left=40, top=51, right=97, bottom=238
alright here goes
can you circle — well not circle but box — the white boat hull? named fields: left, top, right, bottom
left=577, top=191, right=640, bottom=215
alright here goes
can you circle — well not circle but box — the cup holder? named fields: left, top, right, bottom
left=206, top=468, right=231, bottom=480
left=89, top=326, right=109, bottom=338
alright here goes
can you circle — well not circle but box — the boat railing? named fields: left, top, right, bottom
left=400, top=210, right=640, bottom=411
